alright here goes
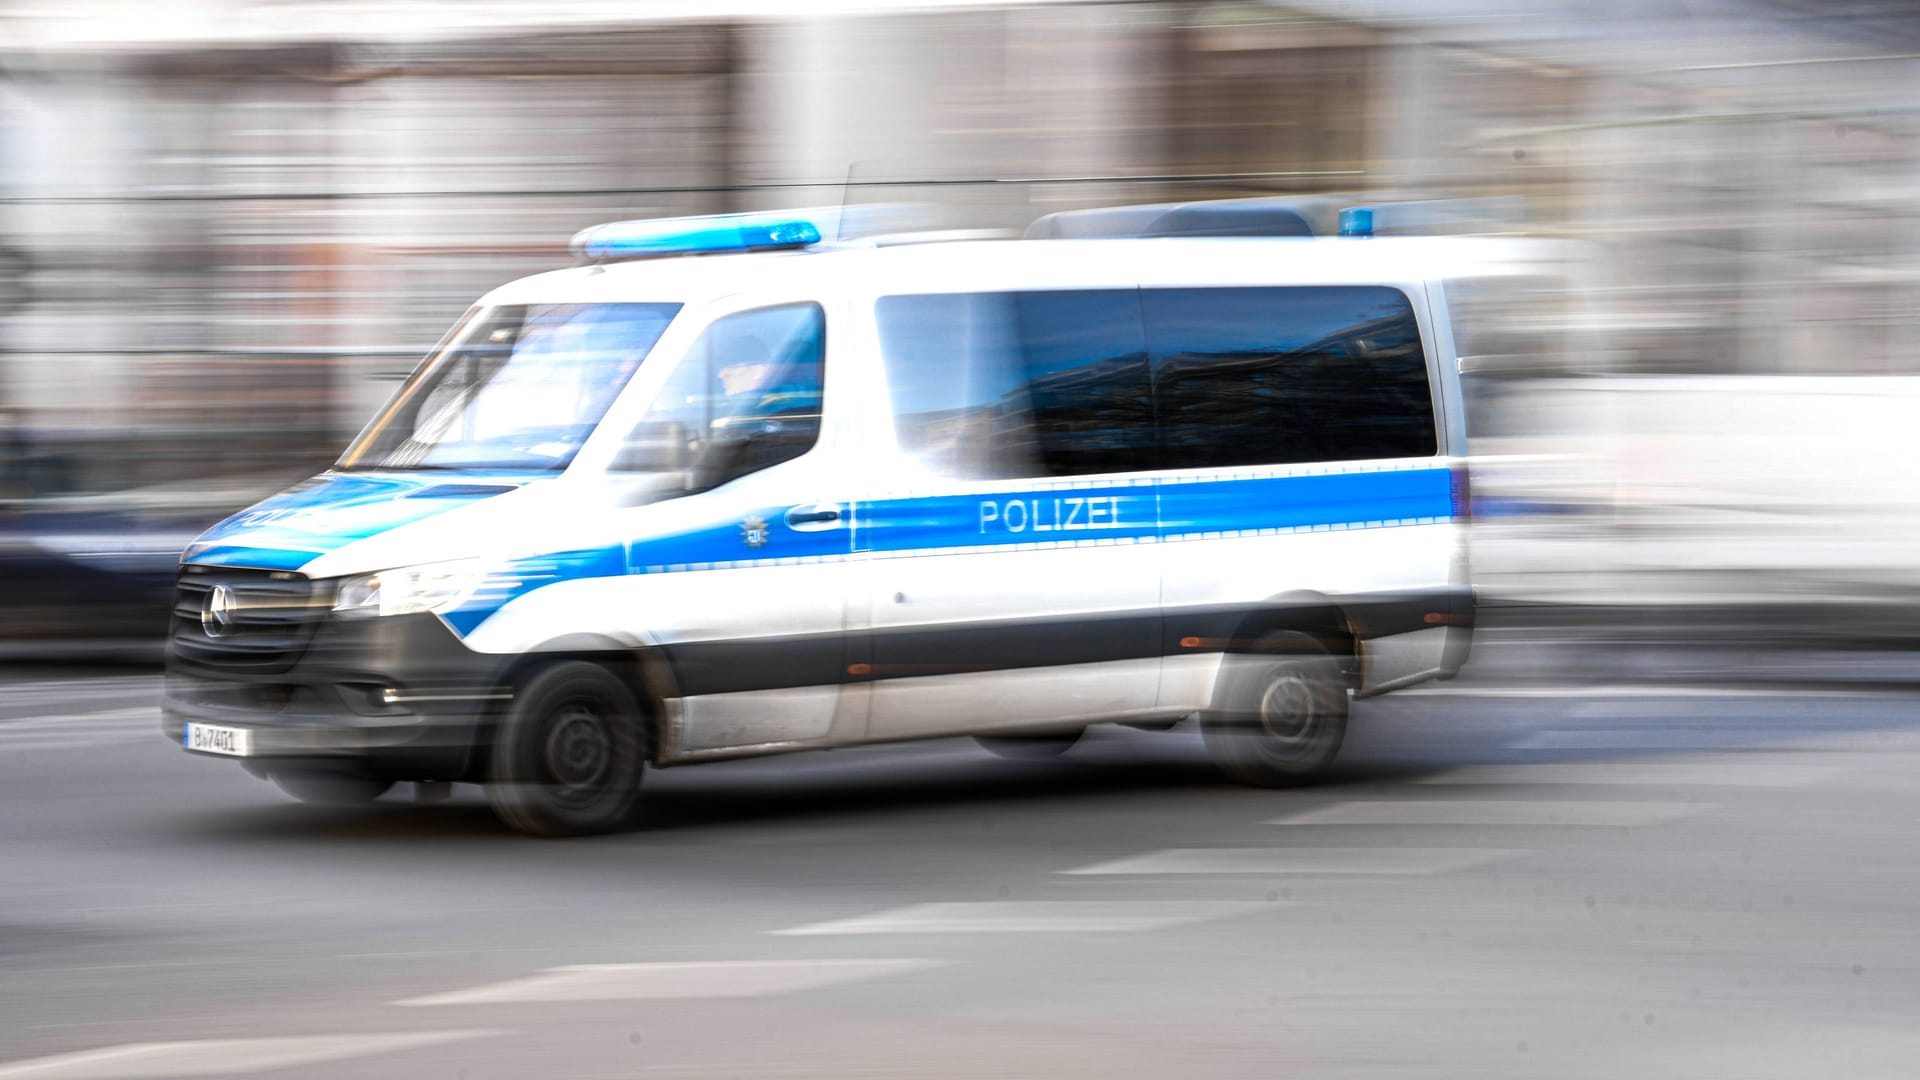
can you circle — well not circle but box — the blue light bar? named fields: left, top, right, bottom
left=1338, top=207, right=1374, bottom=238
left=570, top=212, right=823, bottom=261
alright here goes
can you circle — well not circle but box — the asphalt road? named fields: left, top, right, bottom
left=2, top=658, right=1919, bottom=1079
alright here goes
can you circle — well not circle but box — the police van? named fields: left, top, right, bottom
left=165, top=204, right=1500, bottom=837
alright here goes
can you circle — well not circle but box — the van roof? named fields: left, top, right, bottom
left=482, top=236, right=1580, bottom=308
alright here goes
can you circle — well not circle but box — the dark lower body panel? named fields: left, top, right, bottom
left=163, top=612, right=515, bottom=781
left=163, top=587, right=1476, bottom=778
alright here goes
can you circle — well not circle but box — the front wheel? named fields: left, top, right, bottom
left=487, top=661, right=647, bottom=837
left=1201, top=631, right=1348, bottom=786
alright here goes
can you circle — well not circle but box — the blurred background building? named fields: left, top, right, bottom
left=3, top=0, right=1920, bottom=641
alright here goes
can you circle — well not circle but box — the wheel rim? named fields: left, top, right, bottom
left=543, top=702, right=614, bottom=796
left=1256, top=670, right=1318, bottom=748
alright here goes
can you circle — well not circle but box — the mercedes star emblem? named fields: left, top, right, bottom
left=201, top=584, right=237, bottom=638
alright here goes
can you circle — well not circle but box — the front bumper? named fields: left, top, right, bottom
left=163, top=611, right=514, bottom=780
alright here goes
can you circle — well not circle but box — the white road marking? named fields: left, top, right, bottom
left=0, top=707, right=162, bottom=751
left=1398, top=684, right=1871, bottom=700
left=1511, top=728, right=1777, bottom=751
left=0, top=1031, right=494, bottom=1079
left=4, top=735, right=159, bottom=749
left=0, top=696, right=158, bottom=719
left=771, top=901, right=1266, bottom=936
left=0, top=678, right=156, bottom=699
left=6, top=739, right=151, bottom=754
left=395, top=959, right=942, bottom=1006
left=0, top=707, right=159, bottom=726
left=1271, top=799, right=1695, bottom=827
left=1061, top=847, right=1517, bottom=876
left=1416, top=761, right=1841, bottom=788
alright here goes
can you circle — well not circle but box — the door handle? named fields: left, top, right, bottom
left=784, top=503, right=845, bottom=531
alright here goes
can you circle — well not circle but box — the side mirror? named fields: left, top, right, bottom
left=612, top=419, right=693, bottom=474
left=696, top=412, right=821, bottom=489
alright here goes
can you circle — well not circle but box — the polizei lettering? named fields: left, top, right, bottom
left=978, top=495, right=1124, bottom=535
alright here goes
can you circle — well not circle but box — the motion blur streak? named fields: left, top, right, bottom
left=5, top=2, right=1920, bottom=1077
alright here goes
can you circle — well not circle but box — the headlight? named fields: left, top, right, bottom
left=331, top=559, right=487, bottom=619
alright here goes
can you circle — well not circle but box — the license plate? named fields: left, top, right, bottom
left=183, top=722, right=253, bottom=757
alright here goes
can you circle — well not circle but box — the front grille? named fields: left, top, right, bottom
left=170, top=566, right=326, bottom=674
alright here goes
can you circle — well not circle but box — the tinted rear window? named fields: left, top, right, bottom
left=876, top=284, right=1436, bottom=478
left=1143, top=286, right=1434, bottom=469
left=875, top=290, right=1154, bottom=478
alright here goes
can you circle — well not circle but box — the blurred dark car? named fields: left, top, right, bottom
left=0, top=476, right=285, bottom=659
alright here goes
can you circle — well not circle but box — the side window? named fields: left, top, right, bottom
left=1142, top=286, right=1436, bottom=469
left=876, top=290, right=1154, bottom=478
left=625, top=302, right=825, bottom=487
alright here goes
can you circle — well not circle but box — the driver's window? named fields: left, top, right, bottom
left=625, top=303, right=825, bottom=487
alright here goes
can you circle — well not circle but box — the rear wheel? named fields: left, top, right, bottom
left=1201, top=631, right=1348, bottom=786
left=975, top=728, right=1085, bottom=760
left=269, top=767, right=394, bottom=805
left=487, top=661, right=647, bottom=837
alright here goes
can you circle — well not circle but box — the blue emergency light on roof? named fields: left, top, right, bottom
left=569, top=211, right=824, bottom=261
left=1338, top=207, right=1374, bottom=238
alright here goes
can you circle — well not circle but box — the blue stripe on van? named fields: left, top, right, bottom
left=1161, top=467, right=1451, bottom=536
left=441, top=466, right=1454, bottom=637
left=625, top=509, right=857, bottom=572
left=182, top=471, right=542, bottom=572
left=441, top=544, right=630, bottom=638
left=863, top=484, right=1160, bottom=553
left=182, top=542, right=333, bottom=573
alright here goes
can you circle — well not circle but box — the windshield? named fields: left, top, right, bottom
left=339, top=302, right=681, bottom=471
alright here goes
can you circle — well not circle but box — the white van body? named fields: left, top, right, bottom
left=165, top=222, right=1503, bottom=835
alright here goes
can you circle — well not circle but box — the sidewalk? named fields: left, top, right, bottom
left=1470, top=518, right=1920, bottom=690
left=1466, top=599, right=1920, bottom=691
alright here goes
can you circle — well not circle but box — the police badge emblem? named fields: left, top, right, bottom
left=740, top=515, right=770, bottom=548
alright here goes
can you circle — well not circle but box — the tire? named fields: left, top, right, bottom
left=1201, top=630, right=1348, bottom=786
left=270, top=767, right=394, bottom=805
left=486, top=661, right=647, bottom=837
left=975, top=728, right=1085, bottom=760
